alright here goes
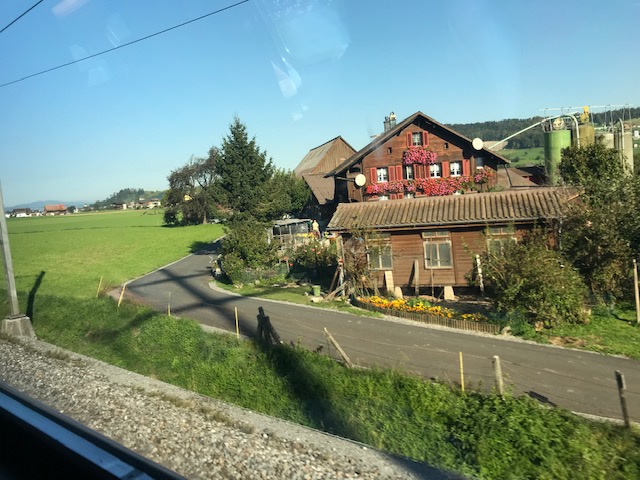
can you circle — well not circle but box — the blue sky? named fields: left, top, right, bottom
left=1, top=0, right=638, bottom=207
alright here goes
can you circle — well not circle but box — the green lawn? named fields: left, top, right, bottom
left=4, top=210, right=224, bottom=298
left=499, top=147, right=544, bottom=167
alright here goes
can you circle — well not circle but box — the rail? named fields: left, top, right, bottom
left=0, top=380, right=185, bottom=480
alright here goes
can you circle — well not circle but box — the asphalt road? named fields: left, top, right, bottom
left=126, top=246, right=640, bottom=423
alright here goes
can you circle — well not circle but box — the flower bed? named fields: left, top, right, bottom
left=354, top=296, right=500, bottom=334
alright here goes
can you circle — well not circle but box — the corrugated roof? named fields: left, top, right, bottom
left=327, top=187, right=575, bottom=231
left=294, top=136, right=356, bottom=177
left=302, top=173, right=334, bottom=205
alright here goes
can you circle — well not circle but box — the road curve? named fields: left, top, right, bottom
left=126, top=245, right=640, bottom=423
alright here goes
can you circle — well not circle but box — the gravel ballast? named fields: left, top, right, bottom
left=0, top=337, right=459, bottom=479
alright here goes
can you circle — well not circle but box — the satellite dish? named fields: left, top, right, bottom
left=472, top=138, right=484, bottom=150
left=354, top=173, right=366, bottom=187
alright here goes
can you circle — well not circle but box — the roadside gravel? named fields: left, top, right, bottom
left=0, top=336, right=463, bottom=480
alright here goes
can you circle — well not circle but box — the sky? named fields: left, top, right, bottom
left=0, top=0, right=638, bottom=208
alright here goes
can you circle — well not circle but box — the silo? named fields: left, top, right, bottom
left=544, top=130, right=572, bottom=186
left=576, top=124, right=595, bottom=147
left=614, top=131, right=634, bottom=175
left=595, top=131, right=615, bottom=149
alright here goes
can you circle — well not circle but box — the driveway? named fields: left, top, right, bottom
left=126, top=246, right=640, bottom=423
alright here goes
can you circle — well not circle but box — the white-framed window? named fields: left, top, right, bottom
left=476, top=157, right=485, bottom=170
left=487, top=226, right=517, bottom=255
left=412, top=132, right=423, bottom=146
left=404, top=165, right=414, bottom=180
left=450, top=161, right=462, bottom=177
left=379, top=195, right=389, bottom=201
left=423, top=231, right=452, bottom=268
left=376, top=167, right=388, bottom=183
left=430, top=163, right=442, bottom=178
left=368, top=233, right=393, bottom=270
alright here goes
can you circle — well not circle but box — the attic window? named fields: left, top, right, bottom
left=412, top=132, right=423, bottom=146
left=387, top=147, right=392, bottom=155
left=444, top=142, right=449, bottom=149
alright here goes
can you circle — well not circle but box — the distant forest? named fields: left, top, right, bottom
left=92, top=188, right=164, bottom=209
left=447, top=106, right=640, bottom=149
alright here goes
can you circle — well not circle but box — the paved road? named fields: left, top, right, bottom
left=126, top=246, right=640, bottom=423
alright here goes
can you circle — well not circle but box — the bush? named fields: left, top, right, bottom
left=479, top=230, right=588, bottom=327
left=220, top=218, right=278, bottom=269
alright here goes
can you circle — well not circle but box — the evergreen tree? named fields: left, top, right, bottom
left=216, top=116, right=274, bottom=215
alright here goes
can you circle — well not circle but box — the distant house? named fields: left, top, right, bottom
left=44, top=204, right=67, bottom=215
left=11, top=208, right=31, bottom=218
left=112, top=203, right=127, bottom=210
left=146, top=199, right=161, bottom=209
left=294, top=136, right=356, bottom=221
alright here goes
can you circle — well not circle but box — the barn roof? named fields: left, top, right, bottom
left=327, top=187, right=576, bottom=232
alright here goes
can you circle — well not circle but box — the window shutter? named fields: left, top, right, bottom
left=390, top=194, right=397, bottom=200
left=397, top=193, right=404, bottom=199
left=442, top=161, right=450, bottom=178
left=388, top=166, right=396, bottom=181
left=406, top=132, right=412, bottom=147
left=423, top=132, right=429, bottom=146
left=415, top=164, right=424, bottom=179
left=462, top=160, right=470, bottom=176
left=395, top=165, right=403, bottom=180
left=370, top=167, right=377, bottom=184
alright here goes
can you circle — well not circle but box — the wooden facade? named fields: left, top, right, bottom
left=326, top=111, right=510, bottom=204
left=327, top=188, right=574, bottom=290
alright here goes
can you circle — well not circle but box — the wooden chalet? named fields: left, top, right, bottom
left=327, top=187, right=575, bottom=294
left=325, top=111, right=514, bottom=204
left=294, top=136, right=356, bottom=221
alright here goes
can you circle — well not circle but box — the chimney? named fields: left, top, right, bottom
left=383, top=112, right=397, bottom=132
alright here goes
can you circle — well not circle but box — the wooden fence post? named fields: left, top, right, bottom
left=459, top=352, right=465, bottom=393
left=633, top=259, right=640, bottom=325
left=493, top=355, right=504, bottom=397
left=323, top=328, right=353, bottom=368
left=615, top=370, right=631, bottom=428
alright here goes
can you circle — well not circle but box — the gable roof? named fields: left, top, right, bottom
left=326, top=111, right=510, bottom=178
left=327, top=187, right=575, bottom=232
left=44, top=204, right=66, bottom=212
left=294, top=136, right=356, bottom=177
left=302, top=173, right=334, bottom=205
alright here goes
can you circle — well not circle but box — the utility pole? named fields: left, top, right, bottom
left=0, top=182, right=35, bottom=338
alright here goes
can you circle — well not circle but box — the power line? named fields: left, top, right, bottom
left=0, top=0, right=250, bottom=89
left=0, top=0, right=45, bottom=35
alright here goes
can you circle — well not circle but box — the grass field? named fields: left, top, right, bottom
left=499, top=147, right=544, bottom=166
left=4, top=210, right=224, bottom=299
left=1, top=210, right=639, bottom=479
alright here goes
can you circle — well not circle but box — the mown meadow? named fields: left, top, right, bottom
left=1, top=211, right=639, bottom=479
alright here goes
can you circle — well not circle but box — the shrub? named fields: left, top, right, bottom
left=479, top=230, right=588, bottom=327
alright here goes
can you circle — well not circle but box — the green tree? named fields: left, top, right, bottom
left=216, top=116, right=274, bottom=216
left=257, top=169, right=310, bottom=220
left=164, top=148, right=222, bottom=225
left=559, top=142, right=640, bottom=300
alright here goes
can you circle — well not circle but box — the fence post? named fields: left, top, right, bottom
left=323, top=328, right=353, bottom=368
left=615, top=370, right=631, bottom=428
left=634, top=259, right=640, bottom=325
left=493, top=355, right=504, bottom=397
left=459, top=352, right=465, bottom=393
